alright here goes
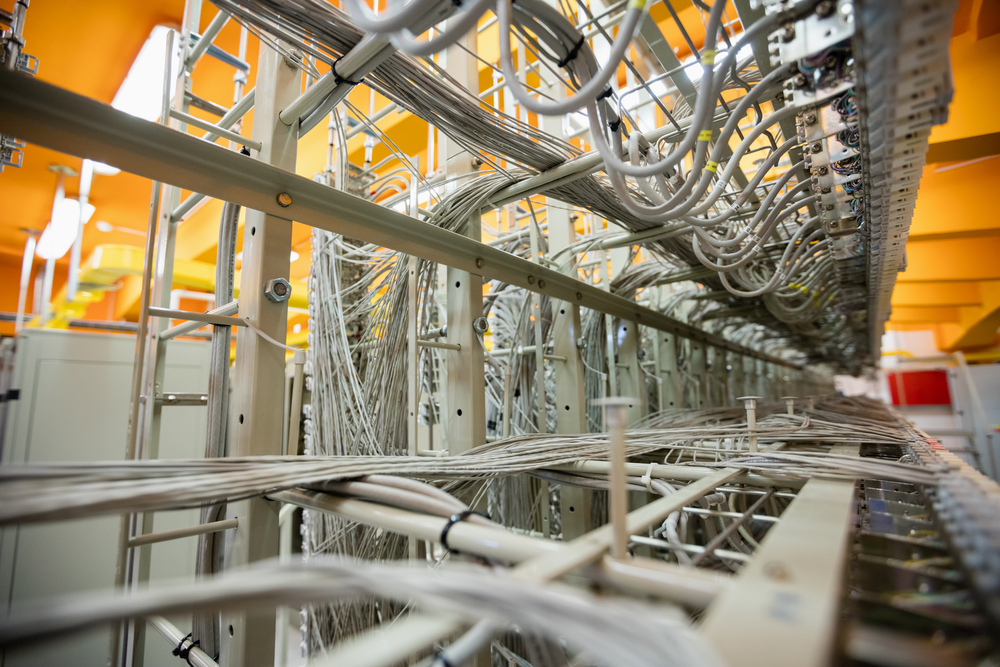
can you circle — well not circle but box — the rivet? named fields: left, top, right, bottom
left=276, top=192, right=292, bottom=207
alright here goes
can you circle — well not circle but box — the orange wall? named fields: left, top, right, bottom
left=0, top=249, right=67, bottom=337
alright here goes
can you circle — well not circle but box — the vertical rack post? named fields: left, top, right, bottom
left=440, top=27, right=486, bottom=456
left=220, top=39, right=300, bottom=667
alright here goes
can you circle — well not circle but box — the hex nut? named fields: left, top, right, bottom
left=473, top=317, right=489, bottom=334
left=265, top=277, right=292, bottom=303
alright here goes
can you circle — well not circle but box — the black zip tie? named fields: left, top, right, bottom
left=608, top=118, right=622, bottom=133
left=172, top=633, right=201, bottom=667
left=332, top=59, right=364, bottom=86
left=440, top=509, right=490, bottom=554
left=557, top=35, right=586, bottom=68
left=433, top=649, right=457, bottom=667
left=451, top=0, right=463, bottom=6
left=596, top=87, right=614, bottom=101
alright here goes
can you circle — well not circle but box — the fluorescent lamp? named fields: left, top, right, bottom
left=95, top=220, right=113, bottom=232
left=36, top=198, right=96, bottom=260
left=112, top=26, right=182, bottom=122
left=91, top=161, right=121, bottom=177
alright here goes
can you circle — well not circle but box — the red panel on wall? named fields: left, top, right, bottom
left=886, top=370, right=952, bottom=406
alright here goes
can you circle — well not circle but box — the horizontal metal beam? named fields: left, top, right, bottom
left=169, top=108, right=261, bottom=151
left=160, top=300, right=239, bottom=340
left=154, top=392, right=209, bottom=406
left=128, top=518, right=238, bottom=548
left=0, top=70, right=803, bottom=370
left=148, top=306, right=245, bottom=328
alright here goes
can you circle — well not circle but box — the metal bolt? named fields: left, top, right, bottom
left=472, top=317, right=489, bottom=334
left=803, top=113, right=817, bottom=125
left=537, top=279, right=546, bottom=289
left=475, top=257, right=485, bottom=269
left=527, top=275, right=536, bottom=285
left=821, top=186, right=832, bottom=194
left=816, top=0, right=836, bottom=18
left=276, top=192, right=292, bottom=207
left=576, top=336, right=588, bottom=350
left=763, top=561, right=790, bottom=581
left=817, top=166, right=829, bottom=176
left=781, top=396, right=797, bottom=416
left=264, top=277, right=292, bottom=303
left=810, top=142, right=823, bottom=154
left=738, top=395, right=763, bottom=452
left=791, top=73, right=807, bottom=89
left=576, top=292, right=583, bottom=301
left=780, top=22, right=796, bottom=42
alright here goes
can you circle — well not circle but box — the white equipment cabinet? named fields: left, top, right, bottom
left=0, top=328, right=212, bottom=667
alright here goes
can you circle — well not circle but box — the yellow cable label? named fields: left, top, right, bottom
left=628, top=0, right=646, bottom=9
left=705, top=160, right=718, bottom=173
left=698, top=129, right=713, bottom=141
left=700, top=50, right=716, bottom=65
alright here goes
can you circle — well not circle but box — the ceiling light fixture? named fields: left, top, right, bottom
left=112, top=26, right=183, bottom=122
left=35, top=198, right=95, bottom=260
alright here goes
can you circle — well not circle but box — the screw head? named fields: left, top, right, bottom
left=810, top=142, right=823, bottom=154
left=780, top=23, right=796, bottom=42
left=818, top=166, right=829, bottom=176
left=475, top=257, right=485, bottom=269
left=804, top=113, right=817, bottom=125
left=264, top=277, right=292, bottom=303
left=276, top=192, right=292, bottom=207
left=527, top=275, right=536, bottom=285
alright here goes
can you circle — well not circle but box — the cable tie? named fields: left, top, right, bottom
left=557, top=35, right=586, bottom=68
left=698, top=129, right=713, bottom=141
left=608, top=118, right=622, bottom=133
left=596, top=87, right=614, bottom=101
left=440, top=509, right=490, bottom=554
left=331, top=59, right=364, bottom=87
left=700, top=49, right=716, bottom=66
left=640, top=462, right=655, bottom=493
left=433, top=649, right=457, bottom=667
left=172, top=633, right=201, bottom=666
left=705, top=159, right=718, bottom=173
